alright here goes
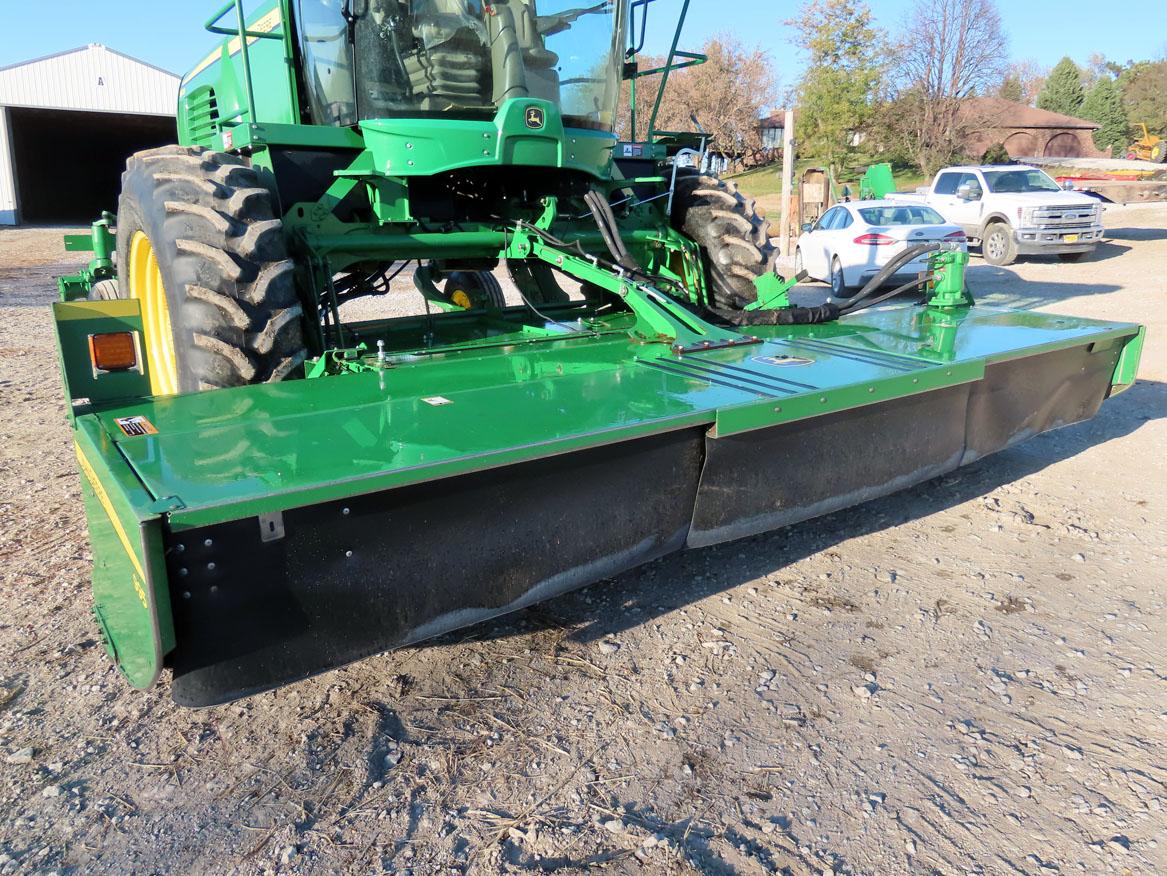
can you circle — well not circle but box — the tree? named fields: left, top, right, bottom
left=883, top=0, right=1008, bottom=174
left=1080, top=77, right=1129, bottom=154
left=1117, top=60, right=1167, bottom=135
left=997, top=74, right=1023, bottom=102
left=787, top=0, right=884, bottom=173
left=1036, top=57, right=1084, bottom=116
left=616, top=36, right=777, bottom=171
left=1005, top=60, right=1047, bottom=106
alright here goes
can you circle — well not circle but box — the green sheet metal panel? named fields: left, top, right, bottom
left=93, top=304, right=1142, bottom=532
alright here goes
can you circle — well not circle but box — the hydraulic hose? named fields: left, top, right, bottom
left=826, top=242, right=942, bottom=308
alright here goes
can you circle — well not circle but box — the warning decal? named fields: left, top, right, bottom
left=114, top=415, right=159, bottom=437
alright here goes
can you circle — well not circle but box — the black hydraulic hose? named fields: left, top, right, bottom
left=829, top=242, right=942, bottom=309
left=839, top=276, right=928, bottom=315
left=709, top=303, right=843, bottom=326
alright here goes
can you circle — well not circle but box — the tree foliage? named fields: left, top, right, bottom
left=1036, top=57, right=1084, bottom=116
left=997, top=74, right=1023, bottom=103
left=1117, top=60, right=1167, bottom=135
left=615, top=36, right=776, bottom=170
left=1080, top=77, right=1129, bottom=153
left=881, top=0, right=1008, bottom=174
left=786, top=0, right=884, bottom=173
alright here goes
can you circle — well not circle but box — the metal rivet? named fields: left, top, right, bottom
left=345, top=550, right=354, bottom=558
left=182, top=591, right=191, bottom=599
left=408, top=160, right=415, bottom=166
left=820, top=397, right=828, bottom=403
left=204, top=538, right=213, bottom=547
left=179, top=568, right=188, bottom=577
left=175, top=544, right=185, bottom=553
left=342, top=507, right=351, bottom=516
left=207, top=562, right=216, bottom=571
left=210, top=585, right=218, bottom=594
left=406, top=142, right=413, bottom=149
left=868, top=387, right=876, bottom=393
left=912, top=378, right=919, bottom=384
left=774, top=406, right=782, bottom=413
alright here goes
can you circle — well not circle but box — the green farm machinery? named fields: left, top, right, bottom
left=54, top=0, right=1143, bottom=706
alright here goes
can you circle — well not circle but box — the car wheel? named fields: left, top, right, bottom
left=830, top=257, right=849, bottom=297
left=981, top=222, right=1017, bottom=266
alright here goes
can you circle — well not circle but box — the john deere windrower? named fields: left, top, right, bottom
left=54, top=0, right=1144, bottom=706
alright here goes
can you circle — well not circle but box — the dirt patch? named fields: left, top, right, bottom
left=1, top=209, right=1166, bottom=875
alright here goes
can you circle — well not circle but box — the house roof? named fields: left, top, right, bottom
left=962, top=97, right=1099, bottom=131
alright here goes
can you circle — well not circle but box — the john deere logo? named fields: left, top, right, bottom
left=525, top=106, right=545, bottom=129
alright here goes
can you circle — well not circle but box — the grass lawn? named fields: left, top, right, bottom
left=728, top=161, right=929, bottom=215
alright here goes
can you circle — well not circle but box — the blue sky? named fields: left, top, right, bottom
left=1, top=0, right=1164, bottom=86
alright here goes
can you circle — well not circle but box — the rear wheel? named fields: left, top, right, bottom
left=981, top=222, right=1017, bottom=266
left=830, top=257, right=851, bottom=297
left=444, top=271, right=505, bottom=309
left=115, top=146, right=305, bottom=395
left=1151, top=141, right=1167, bottom=163
left=671, top=173, right=776, bottom=309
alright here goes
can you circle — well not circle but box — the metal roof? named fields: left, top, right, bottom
left=0, top=44, right=179, bottom=116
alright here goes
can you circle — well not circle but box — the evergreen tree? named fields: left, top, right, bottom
left=1081, top=77, right=1130, bottom=153
left=788, top=0, right=884, bottom=174
left=1037, top=57, right=1085, bottom=116
left=997, top=74, right=1023, bottom=103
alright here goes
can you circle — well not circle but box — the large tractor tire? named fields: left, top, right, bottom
left=671, top=172, right=776, bottom=309
left=115, top=146, right=305, bottom=396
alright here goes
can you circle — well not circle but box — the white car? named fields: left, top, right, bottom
left=795, top=200, right=967, bottom=297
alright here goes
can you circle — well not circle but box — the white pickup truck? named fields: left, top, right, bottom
left=897, top=165, right=1104, bottom=266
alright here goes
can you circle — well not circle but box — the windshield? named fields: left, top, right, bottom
left=982, top=169, right=1061, bottom=194
left=297, top=0, right=624, bottom=131
left=858, top=205, right=947, bottom=226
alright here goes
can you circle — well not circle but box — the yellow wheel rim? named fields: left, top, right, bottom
left=128, top=231, right=179, bottom=396
left=450, top=289, right=473, bottom=310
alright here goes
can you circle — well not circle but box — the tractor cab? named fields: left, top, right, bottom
left=296, top=0, right=624, bottom=130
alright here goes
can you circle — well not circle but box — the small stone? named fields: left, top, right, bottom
left=5, top=748, right=34, bottom=765
left=279, top=846, right=298, bottom=865
left=603, top=818, right=625, bottom=833
left=41, top=785, right=62, bottom=798
left=905, top=838, right=917, bottom=855
left=598, top=640, right=620, bottom=655
left=851, top=683, right=875, bottom=699
left=1107, top=835, right=1130, bottom=853
left=1013, top=786, right=1032, bottom=799
left=1072, top=553, right=1086, bottom=563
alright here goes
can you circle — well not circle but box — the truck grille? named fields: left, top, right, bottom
left=1031, top=206, right=1099, bottom=229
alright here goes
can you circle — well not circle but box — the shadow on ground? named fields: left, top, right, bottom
left=439, top=379, right=1165, bottom=649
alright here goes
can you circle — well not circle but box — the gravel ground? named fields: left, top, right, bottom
left=1, top=205, right=1165, bottom=876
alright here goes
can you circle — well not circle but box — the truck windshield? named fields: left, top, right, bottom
left=297, top=0, right=623, bottom=132
left=982, top=169, right=1061, bottom=194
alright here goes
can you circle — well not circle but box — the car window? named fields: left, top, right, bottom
left=857, top=206, right=947, bottom=225
left=934, top=173, right=962, bottom=195
left=836, top=209, right=854, bottom=229
left=815, top=208, right=839, bottom=231
left=983, top=169, right=1060, bottom=193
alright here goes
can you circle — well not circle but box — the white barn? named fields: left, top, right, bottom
left=0, top=44, right=180, bottom=225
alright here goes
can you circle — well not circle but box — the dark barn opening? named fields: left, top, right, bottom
left=8, top=107, right=175, bottom=224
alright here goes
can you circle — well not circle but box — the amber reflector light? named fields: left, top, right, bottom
left=89, top=332, right=137, bottom=372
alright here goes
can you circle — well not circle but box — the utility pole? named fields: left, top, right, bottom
left=778, top=110, right=795, bottom=258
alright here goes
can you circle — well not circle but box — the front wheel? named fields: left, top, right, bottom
left=1151, top=141, right=1167, bottom=163
left=671, top=173, right=776, bottom=309
left=981, top=223, right=1018, bottom=266
left=115, top=146, right=305, bottom=395
left=443, top=271, right=505, bottom=309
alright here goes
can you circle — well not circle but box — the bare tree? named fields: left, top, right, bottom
left=886, top=0, right=1009, bottom=173
left=616, top=36, right=777, bottom=170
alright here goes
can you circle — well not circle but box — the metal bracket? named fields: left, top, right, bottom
left=258, top=512, right=285, bottom=543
